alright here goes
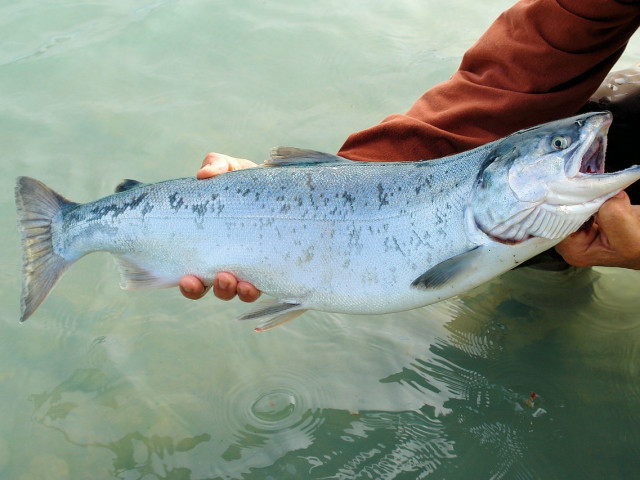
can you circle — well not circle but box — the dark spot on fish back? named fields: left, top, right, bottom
left=342, top=192, right=355, bottom=205
left=377, top=183, right=389, bottom=209
left=89, top=192, right=149, bottom=220
left=191, top=201, right=209, bottom=218
left=141, top=202, right=154, bottom=217
left=168, top=192, right=184, bottom=212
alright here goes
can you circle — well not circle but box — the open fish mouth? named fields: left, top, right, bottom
left=562, top=112, right=610, bottom=179
left=574, top=119, right=607, bottom=231
left=580, top=134, right=605, bottom=174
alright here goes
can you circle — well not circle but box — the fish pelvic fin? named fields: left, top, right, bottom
left=237, top=299, right=307, bottom=332
left=15, top=177, right=78, bottom=322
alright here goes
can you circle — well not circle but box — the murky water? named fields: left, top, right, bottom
left=2, top=1, right=640, bottom=478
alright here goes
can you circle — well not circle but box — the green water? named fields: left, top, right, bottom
left=2, top=1, right=640, bottom=478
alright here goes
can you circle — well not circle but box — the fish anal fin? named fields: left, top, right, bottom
left=237, top=299, right=307, bottom=331
left=411, top=246, right=484, bottom=290
left=264, top=147, right=352, bottom=167
left=113, top=256, right=173, bottom=290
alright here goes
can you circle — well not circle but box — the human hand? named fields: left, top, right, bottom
left=179, top=152, right=262, bottom=302
left=195, top=152, right=258, bottom=179
left=555, top=191, right=640, bottom=269
left=180, top=272, right=262, bottom=302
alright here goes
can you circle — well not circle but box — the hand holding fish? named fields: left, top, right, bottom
left=179, top=152, right=262, bottom=302
left=556, top=191, right=640, bottom=270
left=195, top=152, right=258, bottom=179
left=180, top=271, right=261, bottom=302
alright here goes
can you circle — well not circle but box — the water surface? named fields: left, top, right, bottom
left=1, top=1, right=640, bottom=478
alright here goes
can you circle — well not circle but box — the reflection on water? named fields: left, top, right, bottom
left=14, top=266, right=639, bottom=479
left=30, top=367, right=211, bottom=479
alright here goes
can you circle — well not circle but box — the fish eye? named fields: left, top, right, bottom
left=551, top=135, right=570, bottom=150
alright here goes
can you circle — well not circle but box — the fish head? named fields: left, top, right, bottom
left=471, top=111, right=640, bottom=243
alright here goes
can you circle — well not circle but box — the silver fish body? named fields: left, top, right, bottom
left=15, top=112, right=640, bottom=329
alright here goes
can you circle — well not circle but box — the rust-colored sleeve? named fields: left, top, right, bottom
left=338, top=0, right=640, bottom=162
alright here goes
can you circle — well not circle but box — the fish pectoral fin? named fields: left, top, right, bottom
left=113, top=256, right=174, bottom=290
left=411, top=246, right=485, bottom=290
left=264, top=147, right=354, bottom=167
left=237, top=299, right=307, bottom=332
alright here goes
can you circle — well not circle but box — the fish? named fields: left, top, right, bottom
left=15, top=111, right=640, bottom=331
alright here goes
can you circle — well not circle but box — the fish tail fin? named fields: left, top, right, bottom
left=15, top=177, right=78, bottom=322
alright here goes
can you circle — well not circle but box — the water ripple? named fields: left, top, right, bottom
left=212, top=368, right=325, bottom=475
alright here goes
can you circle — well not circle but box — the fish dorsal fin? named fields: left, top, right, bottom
left=264, top=147, right=353, bottom=167
left=411, top=246, right=485, bottom=290
left=237, top=299, right=307, bottom=331
left=115, top=179, right=145, bottom=193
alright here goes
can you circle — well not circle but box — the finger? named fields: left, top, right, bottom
left=236, top=281, right=261, bottom=303
left=555, top=228, right=598, bottom=267
left=213, top=272, right=238, bottom=301
left=200, top=152, right=225, bottom=169
left=196, top=153, right=258, bottom=179
left=179, top=275, right=209, bottom=300
left=595, top=191, right=632, bottom=234
left=234, top=158, right=259, bottom=170
left=197, top=153, right=234, bottom=179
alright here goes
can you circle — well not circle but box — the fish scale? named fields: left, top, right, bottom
left=15, top=112, right=640, bottom=330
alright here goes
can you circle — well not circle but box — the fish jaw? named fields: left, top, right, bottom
left=546, top=166, right=640, bottom=210
left=548, top=164, right=640, bottom=206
